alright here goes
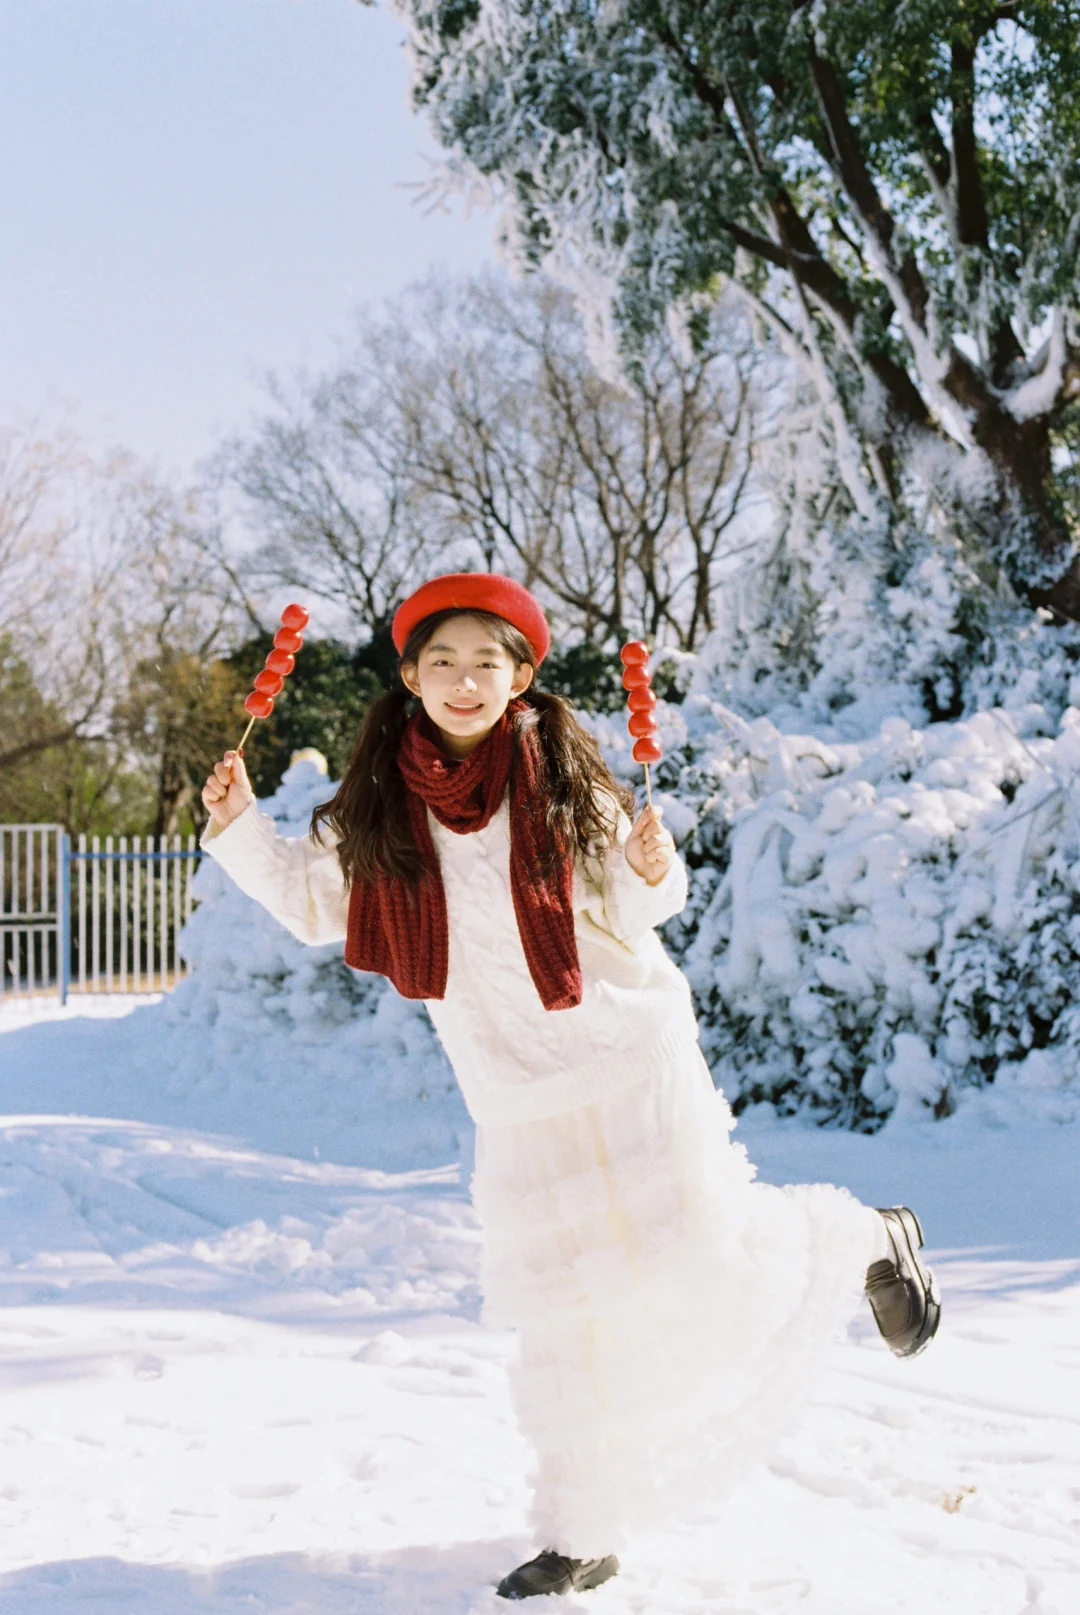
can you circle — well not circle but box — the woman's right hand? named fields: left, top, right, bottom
left=201, top=750, right=255, bottom=829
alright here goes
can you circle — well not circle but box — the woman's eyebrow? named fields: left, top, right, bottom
left=426, top=641, right=504, bottom=655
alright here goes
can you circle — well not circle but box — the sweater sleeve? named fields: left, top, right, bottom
left=579, top=808, right=688, bottom=946
left=200, top=804, right=350, bottom=946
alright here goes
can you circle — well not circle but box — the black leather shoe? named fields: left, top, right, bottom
left=866, top=1206, right=941, bottom=1358
left=496, top=1550, right=620, bottom=1600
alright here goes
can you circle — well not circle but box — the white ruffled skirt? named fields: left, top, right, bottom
left=472, top=1050, right=880, bottom=1555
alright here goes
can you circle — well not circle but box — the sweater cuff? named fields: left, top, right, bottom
left=607, top=846, right=688, bottom=941
left=200, top=803, right=277, bottom=867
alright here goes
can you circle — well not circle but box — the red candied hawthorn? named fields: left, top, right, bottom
left=632, top=736, right=663, bottom=765
left=619, top=641, right=649, bottom=666
left=244, top=690, right=275, bottom=720
left=264, top=648, right=296, bottom=677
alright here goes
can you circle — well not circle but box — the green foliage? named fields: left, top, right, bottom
left=0, top=628, right=394, bottom=836
left=539, top=641, right=626, bottom=713
left=534, top=635, right=690, bottom=716
left=224, top=634, right=386, bottom=797
left=0, top=638, right=155, bottom=835
left=114, top=649, right=251, bottom=837
left=410, top=0, right=1080, bottom=346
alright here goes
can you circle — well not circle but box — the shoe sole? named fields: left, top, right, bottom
left=575, top=1557, right=620, bottom=1593
left=882, top=1206, right=941, bottom=1358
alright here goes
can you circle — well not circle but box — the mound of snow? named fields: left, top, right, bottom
left=166, top=759, right=470, bottom=1168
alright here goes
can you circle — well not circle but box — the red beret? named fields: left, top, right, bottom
left=392, top=573, right=552, bottom=664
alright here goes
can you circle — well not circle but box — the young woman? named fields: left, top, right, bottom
left=201, top=573, right=939, bottom=1601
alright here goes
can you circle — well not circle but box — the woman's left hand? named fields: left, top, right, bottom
left=625, top=805, right=676, bottom=886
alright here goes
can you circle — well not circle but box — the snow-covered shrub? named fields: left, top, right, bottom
left=593, top=681, right=1080, bottom=1130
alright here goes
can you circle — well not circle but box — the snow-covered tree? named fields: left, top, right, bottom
left=395, top=0, right=1080, bottom=620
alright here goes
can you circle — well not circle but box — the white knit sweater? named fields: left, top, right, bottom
left=201, top=798, right=699, bottom=1127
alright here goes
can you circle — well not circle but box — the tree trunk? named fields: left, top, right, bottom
left=973, top=409, right=1080, bottom=623
left=1029, top=558, right=1080, bottom=625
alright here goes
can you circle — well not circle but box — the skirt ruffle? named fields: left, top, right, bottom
left=472, top=1051, right=879, bottom=1555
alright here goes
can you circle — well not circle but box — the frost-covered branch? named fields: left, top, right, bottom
left=394, top=0, right=1080, bottom=616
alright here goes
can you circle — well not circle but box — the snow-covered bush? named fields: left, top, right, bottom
left=670, top=538, right=972, bottom=735
left=593, top=652, right=1080, bottom=1129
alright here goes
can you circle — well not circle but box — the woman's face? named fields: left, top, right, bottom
left=401, top=613, right=534, bottom=757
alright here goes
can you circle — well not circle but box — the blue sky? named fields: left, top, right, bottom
left=0, top=0, right=495, bottom=471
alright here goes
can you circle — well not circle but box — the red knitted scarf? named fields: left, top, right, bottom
left=344, top=700, right=582, bottom=1011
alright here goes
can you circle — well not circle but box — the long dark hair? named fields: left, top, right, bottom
left=311, top=608, right=635, bottom=886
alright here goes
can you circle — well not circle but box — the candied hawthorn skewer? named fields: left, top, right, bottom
left=620, top=640, right=662, bottom=806
left=236, top=603, right=310, bottom=753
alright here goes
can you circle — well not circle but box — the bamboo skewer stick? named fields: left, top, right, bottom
left=236, top=712, right=257, bottom=755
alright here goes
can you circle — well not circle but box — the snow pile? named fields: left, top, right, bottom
left=164, top=759, right=470, bottom=1170
left=0, top=1080, right=1078, bottom=1610
left=592, top=669, right=1080, bottom=1129
left=1, top=1017, right=1079, bottom=1608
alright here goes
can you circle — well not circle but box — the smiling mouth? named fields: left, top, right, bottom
left=446, top=702, right=483, bottom=713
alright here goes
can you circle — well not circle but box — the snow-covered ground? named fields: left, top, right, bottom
left=0, top=989, right=1078, bottom=1613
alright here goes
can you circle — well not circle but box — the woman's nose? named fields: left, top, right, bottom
left=456, top=673, right=478, bottom=691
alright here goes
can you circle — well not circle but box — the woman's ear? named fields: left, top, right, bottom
left=512, top=662, right=535, bottom=696
left=400, top=661, right=422, bottom=697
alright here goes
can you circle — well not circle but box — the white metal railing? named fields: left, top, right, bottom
left=0, top=826, right=201, bottom=1000
left=0, top=824, right=65, bottom=995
